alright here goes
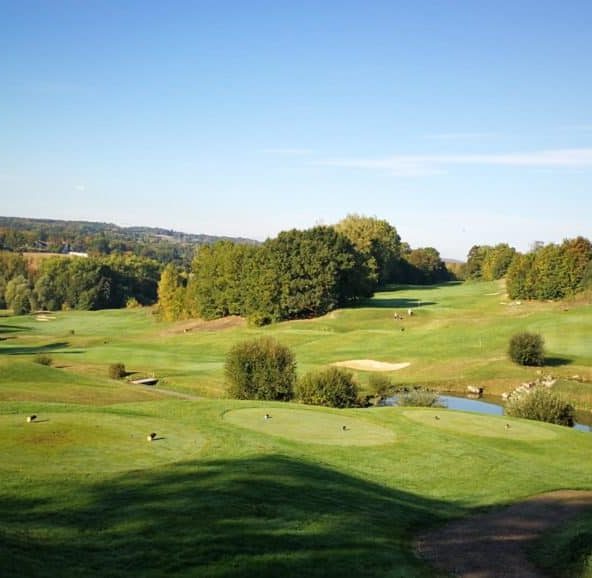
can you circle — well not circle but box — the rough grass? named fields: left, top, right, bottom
left=530, top=510, right=592, bottom=577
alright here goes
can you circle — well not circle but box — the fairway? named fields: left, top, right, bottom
left=223, top=407, right=397, bottom=446
left=402, top=408, right=559, bottom=441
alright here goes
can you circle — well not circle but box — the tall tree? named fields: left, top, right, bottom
left=334, top=215, right=401, bottom=286
left=157, top=264, right=186, bottom=321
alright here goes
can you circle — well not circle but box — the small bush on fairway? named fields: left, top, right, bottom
left=225, top=337, right=296, bottom=400
left=509, top=332, right=545, bottom=366
left=505, top=387, right=575, bottom=426
left=108, top=362, right=127, bottom=379
left=296, top=367, right=359, bottom=408
left=34, top=354, right=53, bottom=366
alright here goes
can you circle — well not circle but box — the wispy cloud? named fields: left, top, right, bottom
left=260, top=148, right=314, bottom=156
left=424, top=131, right=500, bottom=141
left=320, top=148, right=592, bottom=177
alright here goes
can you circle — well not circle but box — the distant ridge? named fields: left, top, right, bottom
left=0, top=216, right=258, bottom=264
left=0, top=216, right=257, bottom=246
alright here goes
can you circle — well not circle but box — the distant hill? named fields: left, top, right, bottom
left=0, top=216, right=258, bottom=266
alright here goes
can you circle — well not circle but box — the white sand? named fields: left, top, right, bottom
left=332, top=359, right=411, bottom=372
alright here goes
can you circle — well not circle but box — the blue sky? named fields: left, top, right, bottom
left=2, top=0, right=591, bottom=259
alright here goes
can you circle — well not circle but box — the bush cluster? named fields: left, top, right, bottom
left=225, top=337, right=296, bottom=401
left=34, top=354, right=53, bottom=366
left=505, top=387, right=575, bottom=427
left=296, top=367, right=359, bottom=408
left=397, top=387, right=442, bottom=407
left=508, top=332, right=545, bottom=366
left=108, top=363, right=127, bottom=380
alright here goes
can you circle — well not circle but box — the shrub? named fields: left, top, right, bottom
left=34, top=354, right=53, bottom=366
left=508, top=332, right=545, bottom=366
left=108, top=363, right=127, bottom=380
left=367, top=373, right=393, bottom=397
left=505, top=387, right=575, bottom=426
left=296, top=367, right=359, bottom=408
left=397, top=387, right=442, bottom=407
left=225, top=337, right=296, bottom=401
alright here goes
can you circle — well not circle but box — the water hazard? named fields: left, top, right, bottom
left=385, top=394, right=592, bottom=432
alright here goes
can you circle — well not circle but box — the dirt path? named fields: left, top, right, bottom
left=415, top=490, right=592, bottom=578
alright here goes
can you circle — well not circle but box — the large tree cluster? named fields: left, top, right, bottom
left=158, top=217, right=452, bottom=324
left=0, top=252, right=161, bottom=314
left=505, top=237, right=592, bottom=300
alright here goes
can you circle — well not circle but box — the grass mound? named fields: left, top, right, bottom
left=223, top=407, right=397, bottom=446
left=402, top=408, right=558, bottom=441
left=1, top=410, right=206, bottom=473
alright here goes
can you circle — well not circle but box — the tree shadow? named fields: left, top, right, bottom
left=544, top=357, right=572, bottom=367
left=0, top=324, right=32, bottom=334
left=360, top=297, right=437, bottom=309
left=0, top=341, right=72, bottom=356
left=0, top=455, right=458, bottom=577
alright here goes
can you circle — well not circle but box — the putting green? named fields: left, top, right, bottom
left=223, top=407, right=396, bottom=446
left=402, top=408, right=558, bottom=441
left=1, top=412, right=206, bottom=474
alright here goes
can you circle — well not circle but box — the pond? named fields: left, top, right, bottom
left=385, top=394, right=592, bottom=432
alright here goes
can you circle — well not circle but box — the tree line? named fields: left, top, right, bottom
left=464, top=237, right=592, bottom=299
left=0, top=252, right=160, bottom=314
left=158, top=215, right=452, bottom=324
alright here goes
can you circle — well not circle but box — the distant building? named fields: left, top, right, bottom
left=68, top=251, right=88, bottom=257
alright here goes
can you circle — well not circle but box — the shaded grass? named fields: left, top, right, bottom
left=530, top=510, right=592, bottom=577
left=0, top=398, right=591, bottom=576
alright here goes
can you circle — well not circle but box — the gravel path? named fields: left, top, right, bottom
left=415, top=490, right=592, bottom=577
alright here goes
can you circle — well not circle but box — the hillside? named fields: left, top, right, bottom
left=0, top=215, right=257, bottom=264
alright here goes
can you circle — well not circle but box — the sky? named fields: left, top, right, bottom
left=1, top=0, right=591, bottom=259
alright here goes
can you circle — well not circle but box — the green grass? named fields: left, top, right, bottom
left=530, top=510, right=592, bottom=577
left=223, top=406, right=397, bottom=446
left=2, top=280, right=591, bottom=401
left=1, top=281, right=591, bottom=576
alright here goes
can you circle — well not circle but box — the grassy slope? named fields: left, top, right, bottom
left=1, top=281, right=591, bottom=576
left=2, top=280, right=590, bottom=402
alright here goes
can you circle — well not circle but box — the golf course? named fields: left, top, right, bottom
left=1, top=281, right=591, bottom=577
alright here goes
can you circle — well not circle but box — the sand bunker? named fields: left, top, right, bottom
left=332, top=359, right=411, bottom=372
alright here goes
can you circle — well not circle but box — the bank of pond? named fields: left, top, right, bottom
left=385, top=393, right=592, bottom=432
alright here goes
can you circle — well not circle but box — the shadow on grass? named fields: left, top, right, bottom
left=0, top=324, right=32, bottom=334
left=0, top=341, right=75, bottom=356
left=0, top=455, right=457, bottom=577
left=360, top=297, right=437, bottom=309
left=544, top=357, right=572, bottom=367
